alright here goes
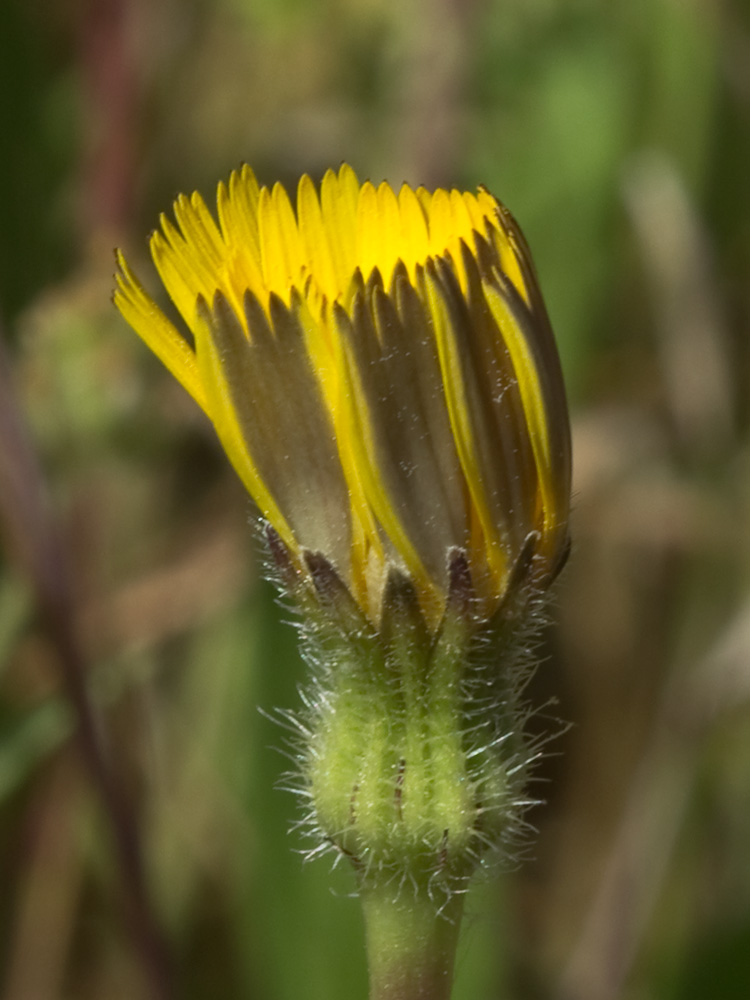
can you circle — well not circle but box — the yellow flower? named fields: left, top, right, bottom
left=114, top=164, right=570, bottom=627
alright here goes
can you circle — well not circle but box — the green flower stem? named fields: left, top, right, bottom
left=360, top=877, right=465, bottom=1000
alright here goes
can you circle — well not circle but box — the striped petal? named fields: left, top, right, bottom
left=114, top=165, right=571, bottom=627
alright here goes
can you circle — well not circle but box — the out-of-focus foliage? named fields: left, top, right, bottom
left=1, top=0, right=750, bottom=998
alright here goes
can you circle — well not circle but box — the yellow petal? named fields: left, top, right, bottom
left=113, top=250, right=207, bottom=410
left=397, top=185, right=430, bottom=280
left=483, top=278, right=554, bottom=531
left=193, top=294, right=295, bottom=550
left=297, top=174, right=338, bottom=300
left=320, top=165, right=359, bottom=293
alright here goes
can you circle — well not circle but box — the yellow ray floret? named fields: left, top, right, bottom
left=113, top=250, right=207, bottom=410
left=114, top=164, right=571, bottom=625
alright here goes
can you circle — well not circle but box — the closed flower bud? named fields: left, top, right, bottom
left=114, top=164, right=571, bottom=907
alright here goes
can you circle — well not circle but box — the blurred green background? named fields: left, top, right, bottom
left=1, top=0, right=750, bottom=998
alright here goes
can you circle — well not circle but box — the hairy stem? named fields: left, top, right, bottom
left=360, top=879, right=464, bottom=1000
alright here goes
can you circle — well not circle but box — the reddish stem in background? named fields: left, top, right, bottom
left=78, top=0, right=139, bottom=238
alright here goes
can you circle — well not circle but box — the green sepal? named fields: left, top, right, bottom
left=266, top=530, right=549, bottom=899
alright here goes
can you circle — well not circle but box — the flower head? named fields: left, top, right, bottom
left=114, top=164, right=570, bottom=628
